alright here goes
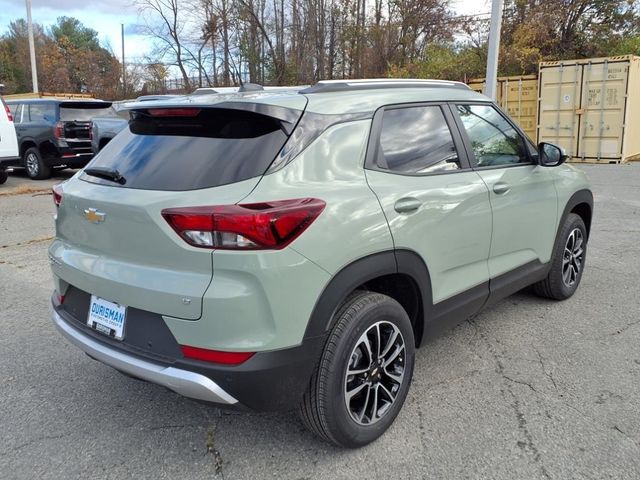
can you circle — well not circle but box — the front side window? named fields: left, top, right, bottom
left=376, top=105, right=460, bottom=174
left=456, top=104, right=530, bottom=167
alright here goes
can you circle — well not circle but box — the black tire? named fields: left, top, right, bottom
left=533, top=213, right=587, bottom=300
left=299, top=291, right=415, bottom=448
left=0, top=169, right=7, bottom=185
left=23, top=147, right=51, bottom=180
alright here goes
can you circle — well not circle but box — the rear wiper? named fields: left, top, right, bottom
left=84, top=167, right=126, bottom=185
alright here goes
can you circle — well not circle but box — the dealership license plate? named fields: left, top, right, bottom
left=87, top=295, right=127, bottom=340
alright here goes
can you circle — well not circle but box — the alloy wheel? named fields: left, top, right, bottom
left=344, top=321, right=406, bottom=425
left=26, top=153, right=39, bottom=177
left=562, top=228, right=584, bottom=287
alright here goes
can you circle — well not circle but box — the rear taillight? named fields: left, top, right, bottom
left=54, top=121, right=63, bottom=139
left=180, top=345, right=254, bottom=365
left=52, top=183, right=63, bottom=207
left=162, top=198, right=325, bottom=250
left=4, top=103, right=13, bottom=122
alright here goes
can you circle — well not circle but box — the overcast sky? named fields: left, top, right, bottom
left=0, top=0, right=492, bottom=63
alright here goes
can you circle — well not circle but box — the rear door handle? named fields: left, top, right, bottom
left=493, top=182, right=511, bottom=195
left=394, top=197, right=422, bottom=214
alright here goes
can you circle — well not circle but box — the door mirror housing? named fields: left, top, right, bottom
left=538, top=142, right=569, bottom=167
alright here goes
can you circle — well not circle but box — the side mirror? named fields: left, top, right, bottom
left=538, top=142, right=569, bottom=167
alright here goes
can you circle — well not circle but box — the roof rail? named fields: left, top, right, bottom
left=300, top=78, right=471, bottom=94
left=300, top=78, right=469, bottom=93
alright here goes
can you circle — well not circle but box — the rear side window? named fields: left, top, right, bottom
left=29, top=103, right=56, bottom=122
left=375, top=106, right=460, bottom=174
left=82, top=108, right=290, bottom=191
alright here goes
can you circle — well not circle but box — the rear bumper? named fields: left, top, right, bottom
left=47, top=151, right=93, bottom=167
left=52, top=307, right=238, bottom=405
left=51, top=292, right=326, bottom=410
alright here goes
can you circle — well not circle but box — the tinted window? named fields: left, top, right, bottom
left=82, top=108, right=289, bottom=191
left=376, top=106, right=460, bottom=174
left=60, top=107, right=112, bottom=121
left=456, top=104, right=529, bottom=167
left=29, top=103, right=56, bottom=122
left=8, top=104, right=22, bottom=123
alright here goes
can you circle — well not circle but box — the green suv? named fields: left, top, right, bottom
left=49, top=79, right=593, bottom=448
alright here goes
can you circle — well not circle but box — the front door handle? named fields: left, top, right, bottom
left=394, top=197, right=422, bottom=214
left=493, top=182, right=511, bottom=195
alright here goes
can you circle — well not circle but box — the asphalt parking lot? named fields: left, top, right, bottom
left=1, top=164, right=639, bottom=479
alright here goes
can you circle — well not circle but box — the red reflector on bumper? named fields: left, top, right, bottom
left=180, top=345, right=254, bottom=365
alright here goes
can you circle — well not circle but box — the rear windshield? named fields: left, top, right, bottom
left=60, top=106, right=114, bottom=121
left=81, top=108, right=290, bottom=191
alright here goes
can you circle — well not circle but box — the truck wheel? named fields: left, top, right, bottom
left=23, top=147, right=51, bottom=180
left=0, top=169, right=7, bottom=184
left=299, top=291, right=415, bottom=448
left=533, top=213, right=587, bottom=300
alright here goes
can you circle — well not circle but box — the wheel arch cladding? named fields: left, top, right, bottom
left=563, top=189, right=594, bottom=239
left=303, top=249, right=432, bottom=348
left=20, top=140, right=37, bottom=157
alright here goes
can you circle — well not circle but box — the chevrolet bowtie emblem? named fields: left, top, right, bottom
left=84, top=208, right=106, bottom=223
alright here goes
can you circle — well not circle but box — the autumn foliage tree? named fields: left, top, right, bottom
left=0, top=17, right=121, bottom=98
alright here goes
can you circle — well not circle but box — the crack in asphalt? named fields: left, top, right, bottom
left=468, top=318, right=552, bottom=479
left=534, top=347, right=558, bottom=392
left=610, top=318, right=640, bottom=336
left=206, top=411, right=225, bottom=478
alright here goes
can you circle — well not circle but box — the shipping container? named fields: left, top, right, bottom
left=466, top=75, right=538, bottom=141
left=538, top=55, right=640, bottom=163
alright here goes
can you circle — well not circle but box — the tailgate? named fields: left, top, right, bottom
left=50, top=177, right=260, bottom=319
left=62, top=121, right=92, bottom=140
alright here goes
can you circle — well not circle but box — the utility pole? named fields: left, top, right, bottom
left=25, top=0, right=38, bottom=93
left=121, top=24, right=126, bottom=97
left=485, top=0, right=504, bottom=100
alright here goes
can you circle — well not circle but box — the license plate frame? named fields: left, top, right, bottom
left=87, top=295, right=127, bottom=340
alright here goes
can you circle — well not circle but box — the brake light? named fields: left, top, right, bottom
left=162, top=198, right=325, bottom=250
left=52, top=183, right=63, bottom=207
left=4, top=103, right=13, bottom=122
left=180, top=345, right=254, bottom=365
left=147, top=108, right=201, bottom=117
left=54, top=121, right=63, bottom=139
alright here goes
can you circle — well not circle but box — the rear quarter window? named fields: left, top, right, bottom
left=81, top=108, right=291, bottom=191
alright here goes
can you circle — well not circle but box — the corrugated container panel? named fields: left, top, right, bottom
left=499, top=76, right=538, bottom=141
left=538, top=55, right=640, bottom=163
left=466, top=75, right=538, bottom=141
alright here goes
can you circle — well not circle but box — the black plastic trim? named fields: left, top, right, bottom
left=557, top=189, right=594, bottom=239
left=303, top=251, right=398, bottom=338
left=485, top=260, right=549, bottom=308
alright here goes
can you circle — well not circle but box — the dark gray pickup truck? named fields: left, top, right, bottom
left=90, top=106, right=129, bottom=154
left=6, top=99, right=114, bottom=179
